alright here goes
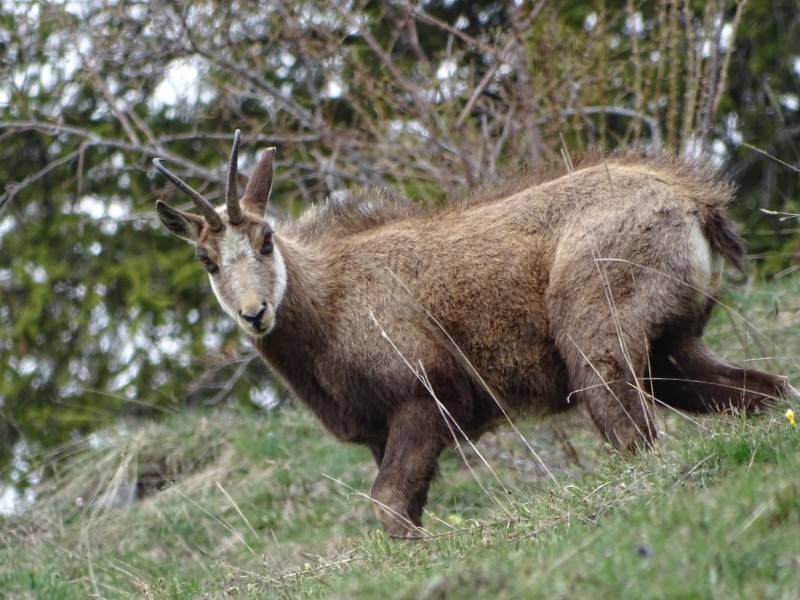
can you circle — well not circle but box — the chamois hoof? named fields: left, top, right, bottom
left=721, top=375, right=788, bottom=415
left=387, top=525, right=425, bottom=540
left=373, top=500, right=421, bottom=538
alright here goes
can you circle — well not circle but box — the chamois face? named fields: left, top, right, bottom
left=200, top=212, right=286, bottom=337
left=154, top=132, right=281, bottom=338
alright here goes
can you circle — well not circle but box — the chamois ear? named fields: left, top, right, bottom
left=241, top=147, right=276, bottom=217
left=156, top=200, right=205, bottom=243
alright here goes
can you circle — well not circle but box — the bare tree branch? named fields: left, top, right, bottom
left=1, top=148, right=82, bottom=215
left=543, top=107, right=663, bottom=151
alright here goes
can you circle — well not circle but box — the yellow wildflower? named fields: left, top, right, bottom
left=786, top=408, right=796, bottom=428
left=446, top=513, right=464, bottom=527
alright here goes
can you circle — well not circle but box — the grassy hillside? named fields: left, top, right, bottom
left=2, top=278, right=800, bottom=599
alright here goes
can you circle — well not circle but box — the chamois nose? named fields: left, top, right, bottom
left=240, top=302, right=267, bottom=326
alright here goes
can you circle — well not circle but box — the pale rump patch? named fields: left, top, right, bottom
left=686, top=221, right=715, bottom=294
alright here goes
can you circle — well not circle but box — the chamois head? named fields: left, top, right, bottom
left=154, top=131, right=285, bottom=337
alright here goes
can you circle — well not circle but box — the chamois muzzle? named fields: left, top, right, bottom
left=238, top=298, right=275, bottom=336
left=240, top=305, right=266, bottom=326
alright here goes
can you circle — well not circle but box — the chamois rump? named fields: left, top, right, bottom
left=153, top=131, right=786, bottom=537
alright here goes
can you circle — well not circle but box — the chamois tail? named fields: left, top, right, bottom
left=703, top=210, right=746, bottom=275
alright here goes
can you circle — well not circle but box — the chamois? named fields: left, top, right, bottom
left=153, top=131, right=787, bottom=536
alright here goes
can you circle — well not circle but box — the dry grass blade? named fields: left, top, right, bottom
left=172, top=489, right=256, bottom=556
left=320, top=474, right=425, bottom=537
left=216, top=481, right=258, bottom=538
left=627, top=382, right=709, bottom=432
left=565, top=333, right=649, bottom=443
left=594, top=257, right=800, bottom=373
left=382, top=268, right=559, bottom=485
left=742, top=142, right=800, bottom=175
left=368, top=311, right=516, bottom=519
left=591, top=247, right=659, bottom=438
left=417, top=363, right=517, bottom=517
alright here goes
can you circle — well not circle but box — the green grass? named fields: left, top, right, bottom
left=2, top=277, right=800, bottom=599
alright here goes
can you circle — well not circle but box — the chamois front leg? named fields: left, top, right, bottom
left=370, top=399, right=443, bottom=538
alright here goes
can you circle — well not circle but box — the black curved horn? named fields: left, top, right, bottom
left=152, top=158, right=223, bottom=231
left=226, top=129, right=243, bottom=224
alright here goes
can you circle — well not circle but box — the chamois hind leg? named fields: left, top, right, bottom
left=547, top=262, right=664, bottom=450
left=552, top=317, right=658, bottom=453
left=649, top=336, right=787, bottom=414
left=546, top=225, right=704, bottom=451
left=370, top=398, right=443, bottom=537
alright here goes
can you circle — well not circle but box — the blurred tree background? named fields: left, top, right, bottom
left=0, top=0, right=798, bottom=483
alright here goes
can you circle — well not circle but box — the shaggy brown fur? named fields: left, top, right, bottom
left=155, top=147, right=787, bottom=537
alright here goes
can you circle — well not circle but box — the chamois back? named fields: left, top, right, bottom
left=287, top=152, right=741, bottom=269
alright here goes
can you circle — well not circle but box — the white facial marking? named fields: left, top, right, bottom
left=209, top=275, right=236, bottom=318
left=272, top=241, right=287, bottom=309
left=219, top=228, right=254, bottom=268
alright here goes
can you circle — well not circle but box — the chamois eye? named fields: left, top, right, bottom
left=260, top=229, right=274, bottom=255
